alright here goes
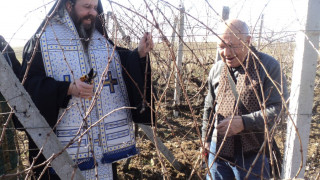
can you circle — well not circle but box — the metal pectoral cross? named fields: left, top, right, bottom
left=103, top=71, right=118, bottom=93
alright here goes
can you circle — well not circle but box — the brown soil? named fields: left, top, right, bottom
left=116, top=77, right=320, bottom=180
left=117, top=107, right=320, bottom=180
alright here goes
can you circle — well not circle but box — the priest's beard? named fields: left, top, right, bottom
left=69, top=8, right=95, bottom=50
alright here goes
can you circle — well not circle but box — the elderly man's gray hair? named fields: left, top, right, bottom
left=218, top=19, right=251, bottom=39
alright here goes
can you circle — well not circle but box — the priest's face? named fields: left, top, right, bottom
left=67, top=0, right=98, bottom=38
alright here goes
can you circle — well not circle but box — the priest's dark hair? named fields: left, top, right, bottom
left=66, top=0, right=76, bottom=7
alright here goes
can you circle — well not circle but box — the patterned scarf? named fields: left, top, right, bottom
left=216, top=48, right=261, bottom=158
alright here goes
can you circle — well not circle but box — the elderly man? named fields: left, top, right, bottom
left=20, top=0, right=154, bottom=179
left=202, top=19, right=288, bottom=179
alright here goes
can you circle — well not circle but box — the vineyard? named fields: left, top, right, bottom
left=0, top=0, right=319, bottom=179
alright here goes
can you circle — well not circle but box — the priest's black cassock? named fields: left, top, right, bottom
left=19, top=0, right=154, bottom=179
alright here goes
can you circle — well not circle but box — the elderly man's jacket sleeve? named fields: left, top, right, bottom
left=202, top=61, right=223, bottom=143
left=241, top=53, right=288, bottom=132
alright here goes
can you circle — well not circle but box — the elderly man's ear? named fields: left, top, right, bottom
left=246, top=35, right=251, bottom=44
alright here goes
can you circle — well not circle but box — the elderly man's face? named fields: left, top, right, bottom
left=67, top=0, right=98, bottom=38
left=218, top=31, right=249, bottom=68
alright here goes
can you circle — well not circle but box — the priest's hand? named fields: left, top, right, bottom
left=138, top=32, right=154, bottom=58
left=216, top=116, right=244, bottom=137
left=68, top=79, right=94, bottom=99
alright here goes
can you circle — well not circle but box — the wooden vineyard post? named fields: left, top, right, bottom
left=171, top=16, right=179, bottom=47
left=221, top=6, right=230, bottom=21
left=215, top=6, right=229, bottom=62
left=107, top=12, right=132, bottom=49
left=166, top=16, right=179, bottom=83
left=0, top=54, right=85, bottom=180
left=173, top=5, right=185, bottom=117
left=283, top=0, right=320, bottom=178
left=105, top=11, right=112, bottom=33
left=111, top=12, right=132, bottom=49
left=257, top=14, right=264, bottom=50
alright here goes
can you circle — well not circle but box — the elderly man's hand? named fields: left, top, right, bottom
left=216, top=116, right=244, bottom=137
left=138, top=32, right=154, bottom=58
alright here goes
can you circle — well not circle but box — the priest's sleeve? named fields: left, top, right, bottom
left=117, top=47, right=155, bottom=125
left=20, top=38, right=71, bottom=128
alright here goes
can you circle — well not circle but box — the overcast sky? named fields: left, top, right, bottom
left=0, top=0, right=306, bottom=47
